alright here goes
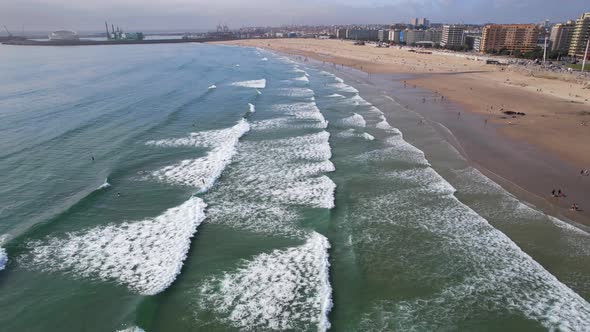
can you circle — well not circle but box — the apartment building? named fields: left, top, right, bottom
left=568, top=12, right=590, bottom=58
left=550, top=22, right=574, bottom=52
left=441, top=25, right=465, bottom=47
left=480, top=24, right=540, bottom=53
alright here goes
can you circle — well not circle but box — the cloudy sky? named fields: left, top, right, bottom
left=1, top=0, right=588, bottom=32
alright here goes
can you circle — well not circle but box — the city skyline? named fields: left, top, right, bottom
left=1, top=0, right=588, bottom=32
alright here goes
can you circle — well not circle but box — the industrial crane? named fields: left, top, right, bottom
left=3, top=25, right=13, bottom=37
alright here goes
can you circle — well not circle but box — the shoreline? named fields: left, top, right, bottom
left=212, top=39, right=590, bottom=227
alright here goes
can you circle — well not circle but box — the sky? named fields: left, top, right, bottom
left=1, top=0, right=588, bottom=33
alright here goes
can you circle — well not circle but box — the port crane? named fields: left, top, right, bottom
left=3, top=25, right=13, bottom=37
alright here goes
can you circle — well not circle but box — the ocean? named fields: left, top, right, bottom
left=0, top=43, right=589, bottom=331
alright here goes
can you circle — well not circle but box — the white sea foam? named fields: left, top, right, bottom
left=97, top=178, right=111, bottom=190
left=252, top=118, right=328, bottom=130
left=350, top=94, right=371, bottom=106
left=375, top=114, right=398, bottom=133
left=277, top=88, right=314, bottom=98
left=261, top=57, right=268, bottom=61
left=198, top=232, right=332, bottom=331
left=0, top=247, right=7, bottom=271
left=149, top=119, right=250, bottom=192
left=338, top=113, right=367, bottom=128
left=116, top=326, right=145, bottom=332
left=355, top=134, right=429, bottom=166
left=231, top=79, right=266, bottom=89
left=334, top=76, right=344, bottom=83
left=208, top=85, right=217, bottom=90
left=207, top=202, right=304, bottom=238
left=272, top=102, right=328, bottom=127
left=225, top=131, right=336, bottom=209
left=295, top=76, right=310, bottom=83
left=247, top=103, right=255, bottom=114
left=331, top=82, right=358, bottom=93
left=337, top=129, right=375, bottom=141
left=21, top=198, right=207, bottom=295
left=326, top=93, right=345, bottom=98
left=348, top=142, right=590, bottom=331
left=293, top=68, right=307, bottom=74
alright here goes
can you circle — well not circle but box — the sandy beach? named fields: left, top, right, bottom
left=218, top=39, right=590, bottom=167
left=216, top=38, right=590, bottom=225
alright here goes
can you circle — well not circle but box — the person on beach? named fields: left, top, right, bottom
left=484, top=119, right=488, bottom=127
left=571, top=203, right=580, bottom=212
left=552, top=189, right=556, bottom=197
left=457, top=112, right=461, bottom=119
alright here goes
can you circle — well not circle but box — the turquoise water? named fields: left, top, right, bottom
left=0, top=43, right=589, bottom=331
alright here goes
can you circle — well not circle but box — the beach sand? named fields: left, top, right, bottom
left=215, top=38, right=590, bottom=225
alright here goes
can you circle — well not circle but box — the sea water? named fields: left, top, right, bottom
left=0, top=43, right=589, bottom=331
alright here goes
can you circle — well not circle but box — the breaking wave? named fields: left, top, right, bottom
left=197, top=232, right=332, bottom=331
left=337, top=129, right=375, bottom=141
left=148, top=119, right=250, bottom=192
left=97, top=178, right=111, bottom=190
left=338, top=113, right=367, bottom=128
left=20, top=197, right=207, bottom=295
left=231, top=79, right=266, bottom=89
left=0, top=247, right=7, bottom=271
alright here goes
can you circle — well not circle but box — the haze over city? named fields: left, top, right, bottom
left=2, top=0, right=589, bottom=31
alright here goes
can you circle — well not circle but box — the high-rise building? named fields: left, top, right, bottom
left=568, top=12, right=590, bottom=59
left=336, top=28, right=347, bottom=39
left=388, top=29, right=403, bottom=44
left=378, top=29, right=390, bottom=42
left=410, top=18, right=429, bottom=27
left=441, top=25, right=465, bottom=47
left=473, top=36, right=482, bottom=52
left=480, top=24, right=540, bottom=53
left=404, top=29, right=441, bottom=45
left=418, top=18, right=430, bottom=27
left=550, top=22, right=575, bottom=52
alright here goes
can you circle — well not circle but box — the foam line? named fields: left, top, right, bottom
left=208, top=85, right=217, bottom=90
left=326, top=93, right=345, bottom=98
left=337, top=129, right=375, bottom=141
left=339, top=113, right=367, bottom=128
left=97, top=178, right=111, bottom=190
left=277, top=88, right=315, bottom=98
left=272, top=102, right=328, bottom=127
left=21, top=197, right=207, bottom=295
left=198, top=232, right=332, bottom=331
left=295, top=76, right=310, bottom=83
left=252, top=118, right=328, bottom=130
left=149, top=119, right=250, bottom=192
left=116, top=326, right=145, bottom=332
left=331, top=82, right=358, bottom=93
left=0, top=247, right=7, bottom=271
left=231, top=79, right=266, bottom=89
left=248, top=103, right=256, bottom=114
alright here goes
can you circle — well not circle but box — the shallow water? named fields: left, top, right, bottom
left=0, top=43, right=588, bottom=331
